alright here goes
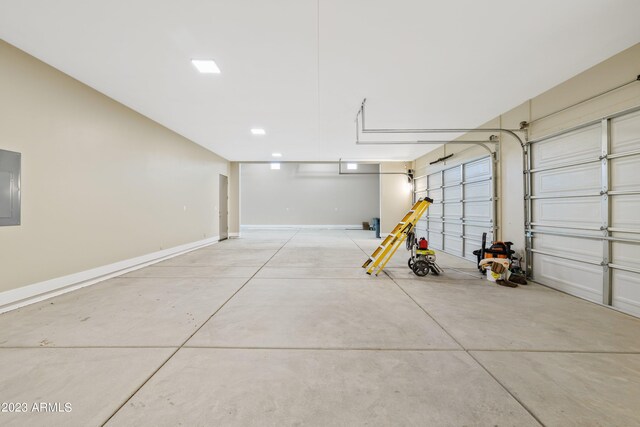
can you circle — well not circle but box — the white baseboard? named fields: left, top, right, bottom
left=229, top=232, right=240, bottom=238
left=241, top=224, right=363, bottom=230
left=0, top=236, right=220, bottom=314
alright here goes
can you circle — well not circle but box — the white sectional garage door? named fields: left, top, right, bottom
left=528, top=108, right=640, bottom=317
left=414, top=156, right=495, bottom=261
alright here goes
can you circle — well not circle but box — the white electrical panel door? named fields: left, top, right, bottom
left=0, top=149, right=21, bottom=226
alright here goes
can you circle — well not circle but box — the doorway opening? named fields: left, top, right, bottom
left=219, top=174, right=228, bottom=241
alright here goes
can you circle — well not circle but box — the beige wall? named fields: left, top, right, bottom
left=380, top=162, right=413, bottom=234
left=240, top=163, right=380, bottom=226
left=413, top=43, right=640, bottom=258
left=0, top=40, right=229, bottom=292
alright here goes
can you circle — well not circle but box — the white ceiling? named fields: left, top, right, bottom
left=1, top=0, right=639, bottom=161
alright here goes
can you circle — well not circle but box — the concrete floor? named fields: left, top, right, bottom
left=2, top=229, right=640, bottom=426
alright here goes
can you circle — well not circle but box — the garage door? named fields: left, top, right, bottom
left=414, top=156, right=495, bottom=261
left=528, top=108, right=640, bottom=317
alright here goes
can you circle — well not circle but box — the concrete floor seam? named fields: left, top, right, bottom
left=100, top=230, right=301, bottom=426
left=390, top=276, right=547, bottom=426
left=343, top=230, right=466, bottom=348
left=5, top=230, right=640, bottom=425
left=3, top=345, right=639, bottom=355
left=354, top=226, right=548, bottom=427
left=348, top=227, right=547, bottom=426
left=180, top=346, right=468, bottom=351
left=466, top=351, right=547, bottom=427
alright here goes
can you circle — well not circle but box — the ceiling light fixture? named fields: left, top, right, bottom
left=270, top=163, right=280, bottom=170
left=347, top=163, right=358, bottom=170
left=251, top=128, right=266, bottom=135
left=191, top=59, right=221, bottom=74
left=272, top=153, right=282, bottom=157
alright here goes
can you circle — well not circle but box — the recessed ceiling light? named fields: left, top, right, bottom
left=270, top=163, right=280, bottom=170
left=251, top=128, right=266, bottom=135
left=191, top=59, right=220, bottom=74
left=272, top=153, right=282, bottom=157
left=347, top=163, right=358, bottom=170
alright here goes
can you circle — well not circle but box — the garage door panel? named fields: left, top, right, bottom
left=415, top=226, right=428, bottom=240
left=427, top=203, right=442, bottom=217
left=612, top=269, right=640, bottom=317
left=465, top=180, right=491, bottom=200
left=444, top=202, right=462, bottom=218
left=531, top=124, right=601, bottom=168
left=611, top=110, right=640, bottom=154
left=444, top=186, right=461, bottom=201
left=465, top=157, right=491, bottom=180
left=465, top=200, right=491, bottom=220
left=611, top=194, right=640, bottom=230
left=428, top=173, right=442, bottom=188
left=533, top=253, right=603, bottom=302
left=444, top=235, right=463, bottom=256
left=463, top=237, right=482, bottom=261
left=428, top=220, right=443, bottom=232
left=533, top=197, right=601, bottom=227
left=416, top=219, right=428, bottom=234
left=421, top=157, right=493, bottom=260
left=534, top=234, right=602, bottom=263
left=611, top=156, right=640, bottom=191
left=428, top=188, right=442, bottom=201
left=464, top=235, right=484, bottom=248
left=445, top=223, right=462, bottom=235
left=465, top=224, right=492, bottom=241
left=443, top=167, right=461, bottom=185
left=414, top=176, right=427, bottom=191
left=533, top=162, right=601, bottom=196
left=429, top=232, right=443, bottom=250
left=528, top=110, right=640, bottom=317
left=612, top=240, right=640, bottom=269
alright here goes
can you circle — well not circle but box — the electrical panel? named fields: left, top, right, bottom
left=0, top=149, right=21, bottom=226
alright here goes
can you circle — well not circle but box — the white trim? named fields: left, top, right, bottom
left=229, top=232, right=241, bottom=238
left=0, top=236, right=220, bottom=314
left=241, top=224, right=363, bottom=230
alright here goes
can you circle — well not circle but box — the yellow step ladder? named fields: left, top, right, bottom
left=363, top=197, right=433, bottom=276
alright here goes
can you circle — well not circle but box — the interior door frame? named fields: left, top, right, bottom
left=219, top=174, right=229, bottom=241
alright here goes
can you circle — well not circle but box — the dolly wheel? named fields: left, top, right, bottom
left=408, top=258, right=415, bottom=269
left=413, top=260, right=430, bottom=277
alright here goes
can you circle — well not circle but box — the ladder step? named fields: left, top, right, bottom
left=362, top=197, right=433, bottom=274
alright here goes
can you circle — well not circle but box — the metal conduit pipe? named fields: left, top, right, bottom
left=356, top=98, right=526, bottom=148
left=528, top=75, right=639, bottom=125
left=356, top=140, right=497, bottom=156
